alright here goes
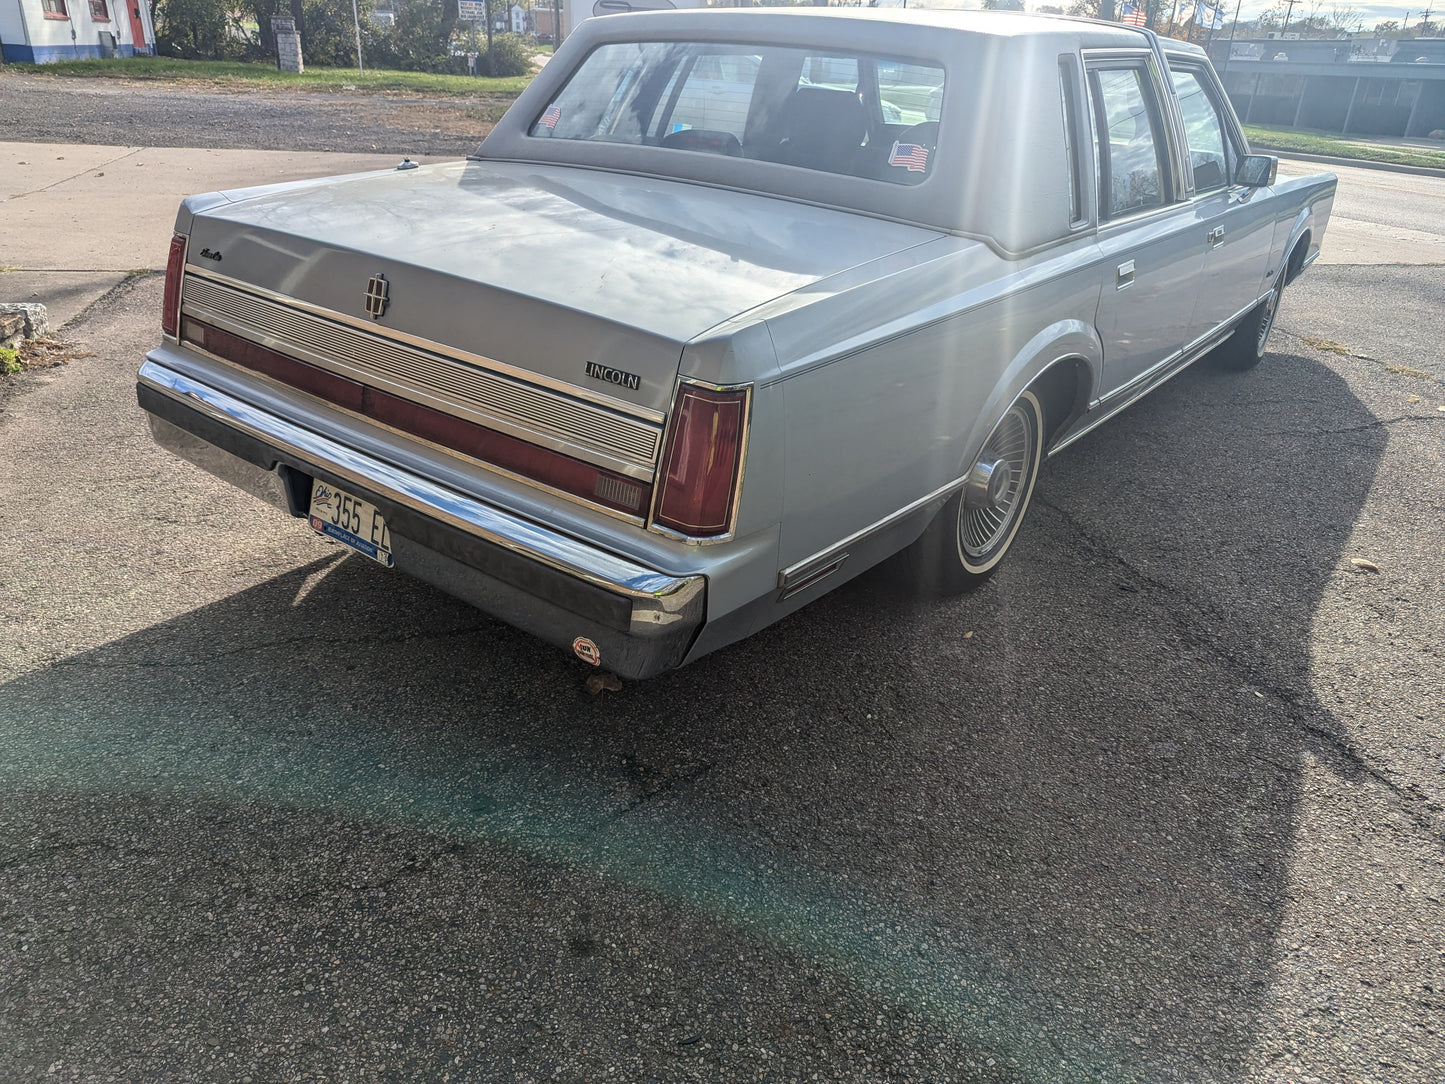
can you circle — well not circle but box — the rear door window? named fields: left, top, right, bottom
left=1088, top=65, right=1169, bottom=218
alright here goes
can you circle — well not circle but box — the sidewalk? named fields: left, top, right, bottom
left=0, top=142, right=399, bottom=328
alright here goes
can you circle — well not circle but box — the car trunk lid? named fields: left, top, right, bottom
left=184, top=159, right=941, bottom=412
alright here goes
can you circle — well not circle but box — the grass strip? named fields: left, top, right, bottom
left=1245, top=124, right=1445, bottom=170
left=1, top=57, right=532, bottom=99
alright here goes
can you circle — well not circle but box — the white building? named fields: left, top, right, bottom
left=544, top=0, right=706, bottom=44
left=0, top=0, right=155, bottom=63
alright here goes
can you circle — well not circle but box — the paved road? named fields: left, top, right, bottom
left=1279, top=157, right=1445, bottom=267
left=1, top=109, right=1444, bottom=1083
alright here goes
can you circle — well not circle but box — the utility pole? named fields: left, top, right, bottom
left=351, top=0, right=364, bottom=73
left=1282, top=0, right=1297, bottom=31
left=1221, top=0, right=1245, bottom=80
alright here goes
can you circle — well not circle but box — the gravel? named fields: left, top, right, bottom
left=0, top=72, right=500, bottom=156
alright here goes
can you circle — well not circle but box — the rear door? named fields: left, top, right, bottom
left=1087, top=54, right=1205, bottom=398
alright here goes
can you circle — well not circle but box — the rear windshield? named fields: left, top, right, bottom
left=529, top=41, right=945, bottom=185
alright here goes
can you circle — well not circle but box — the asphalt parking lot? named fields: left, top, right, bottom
left=1, top=80, right=1443, bottom=1084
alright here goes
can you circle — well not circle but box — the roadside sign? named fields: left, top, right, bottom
left=457, top=0, right=485, bottom=19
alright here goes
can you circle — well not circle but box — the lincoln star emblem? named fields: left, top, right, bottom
left=364, top=273, right=389, bottom=319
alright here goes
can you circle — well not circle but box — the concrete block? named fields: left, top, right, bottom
left=0, top=302, right=49, bottom=339
left=1, top=311, right=23, bottom=349
left=271, top=16, right=304, bottom=73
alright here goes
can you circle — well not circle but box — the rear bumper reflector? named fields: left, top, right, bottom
left=182, top=317, right=651, bottom=517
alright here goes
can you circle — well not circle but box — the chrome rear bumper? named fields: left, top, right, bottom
left=137, top=358, right=705, bottom=678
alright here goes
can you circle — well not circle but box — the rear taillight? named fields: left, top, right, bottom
left=652, top=383, right=749, bottom=539
left=161, top=234, right=187, bottom=338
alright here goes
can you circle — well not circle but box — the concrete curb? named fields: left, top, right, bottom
left=1259, top=146, right=1445, bottom=179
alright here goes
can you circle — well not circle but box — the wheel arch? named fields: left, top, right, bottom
left=1029, top=354, right=1093, bottom=450
left=1283, top=229, right=1311, bottom=285
left=1273, top=202, right=1318, bottom=291
left=965, top=319, right=1102, bottom=468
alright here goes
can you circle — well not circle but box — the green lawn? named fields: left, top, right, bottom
left=2, top=56, right=533, bottom=98
left=1245, top=124, right=1445, bottom=170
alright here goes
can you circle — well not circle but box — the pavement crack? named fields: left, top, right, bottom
left=1297, top=717, right=1445, bottom=830
left=269, top=842, right=460, bottom=905
left=0, top=836, right=128, bottom=874
left=617, top=761, right=714, bottom=816
left=49, top=624, right=490, bottom=670
left=9, top=147, right=144, bottom=200
left=0, top=267, right=161, bottom=274
left=1033, top=496, right=1445, bottom=842
left=1265, top=414, right=1444, bottom=437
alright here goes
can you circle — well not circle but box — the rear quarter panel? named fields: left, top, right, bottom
left=763, top=233, right=1105, bottom=573
left=1265, top=172, right=1338, bottom=281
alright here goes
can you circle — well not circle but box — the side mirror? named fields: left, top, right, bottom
left=1236, top=154, right=1278, bottom=188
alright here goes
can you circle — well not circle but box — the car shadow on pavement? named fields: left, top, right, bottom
left=0, top=348, right=1381, bottom=1082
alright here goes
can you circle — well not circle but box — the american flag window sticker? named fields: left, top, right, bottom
left=540, top=104, right=562, bottom=130
left=888, top=141, right=930, bottom=173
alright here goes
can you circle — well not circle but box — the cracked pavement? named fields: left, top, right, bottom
left=2, top=179, right=1444, bottom=1080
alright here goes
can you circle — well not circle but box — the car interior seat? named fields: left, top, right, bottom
left=776, top=86, right=868, bottom=175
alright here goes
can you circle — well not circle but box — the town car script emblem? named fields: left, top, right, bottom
left=364, top=273, right=389, bottom=319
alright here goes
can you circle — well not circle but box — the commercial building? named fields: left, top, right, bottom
left=1207, top=36, right=1445, bottom=138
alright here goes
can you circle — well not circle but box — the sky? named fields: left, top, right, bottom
left=871, top=0, right=1433, bottom=31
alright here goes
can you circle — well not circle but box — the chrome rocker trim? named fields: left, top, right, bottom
left=138, top=358, right=705, bottom=679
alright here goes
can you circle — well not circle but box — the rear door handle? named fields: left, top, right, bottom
left=1208, top=225, right=1226, bottom=247
left=1116, top=259, right=1135, bottom=289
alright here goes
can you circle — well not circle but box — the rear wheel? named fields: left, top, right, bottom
left=899, top=389, right=1044, bottom=595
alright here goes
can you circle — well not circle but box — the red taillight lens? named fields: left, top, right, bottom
left=653, top=383, right=748, bottom=538
left=182, top=316, right=652, bottom=517
left=161, top=234, right=187, bottom=338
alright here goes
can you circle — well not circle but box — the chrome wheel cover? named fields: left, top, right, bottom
left=959, top=399, right=1037, bottom=561
left=1256, top=288, right=1279, bottom=355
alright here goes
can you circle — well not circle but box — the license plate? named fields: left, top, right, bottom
left=308, top=480, right=394, bottom=567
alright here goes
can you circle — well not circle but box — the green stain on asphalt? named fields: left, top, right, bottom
left=0, top=606, right=1138, bottom=1082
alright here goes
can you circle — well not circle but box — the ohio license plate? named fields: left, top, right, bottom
left=308, top=480, right=394, bottom=567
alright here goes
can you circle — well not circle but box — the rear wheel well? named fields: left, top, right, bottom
left=1284, top=231, right=1310, bottom=285
left=1029, top=357, right=1090, bottom=449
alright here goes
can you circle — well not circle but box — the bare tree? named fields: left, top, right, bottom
left=1327, top=1, right=1360, bottom=30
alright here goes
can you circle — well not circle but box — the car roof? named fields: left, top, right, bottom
left=586, top=7, right=1155, bottom=50
left=481, top=7, right=1174, bottom=249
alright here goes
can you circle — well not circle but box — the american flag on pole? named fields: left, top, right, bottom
left=1119, top=3, right=1147, bottom=25
left=888, top=141, right=931, bottom=173
left=540, top=105, right=562, bottom=130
